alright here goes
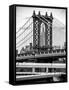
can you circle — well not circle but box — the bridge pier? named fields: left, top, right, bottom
left=32, top=67, right=35, bottom=73
left=46, top=68, right=48, bottom=73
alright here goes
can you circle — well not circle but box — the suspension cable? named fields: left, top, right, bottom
left=16, top=22, right=33, bottom=39
left=16, top=17, right=32, bottom=34
left=16, top=35, right=33, bottom=48
left=16, top=30, right=33, bottom=45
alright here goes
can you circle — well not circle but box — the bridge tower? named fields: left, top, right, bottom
left=32, top=11, right=53, bottom=52
left=45, top=12, right=53, bottom=50
left=32, top=11, right=41, bottom=51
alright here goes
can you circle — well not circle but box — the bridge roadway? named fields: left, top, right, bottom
left=16, top=51, right=66, bottom=60
left=16, top=62, right=66, bottom=80
left=16, top=62, right=66, bottom=68
left=16, top=72, right=66, bottom=80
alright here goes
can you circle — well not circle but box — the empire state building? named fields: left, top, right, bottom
left=40, top=23, right=45, bottom=47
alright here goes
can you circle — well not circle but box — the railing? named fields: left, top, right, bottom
left=16, top=63, right=66, bottom=76
left=16, top=63, right=66, bottom=68
left=16, top=62, right=66, bottom=80
left=16, top=50, right=66, bottom=60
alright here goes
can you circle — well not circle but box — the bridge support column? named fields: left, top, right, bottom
left=46, top=68, right=48, bottom=73
left=32, top=67, right=35, bottom=73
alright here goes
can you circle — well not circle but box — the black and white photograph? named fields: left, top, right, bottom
left=0, top=0, right=69, bottom=88
left=15, top=5, right=67, bottom=84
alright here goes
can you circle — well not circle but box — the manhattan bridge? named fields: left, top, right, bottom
left=16, top=11, right=66, bottom=82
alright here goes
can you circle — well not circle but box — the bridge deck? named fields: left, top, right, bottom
left=16, top=63, right=66, bottom=68
left=16, top=72, right=66, bottom=80
left=16, top=52, right=66, bottom=60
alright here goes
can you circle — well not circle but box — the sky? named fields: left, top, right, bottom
left=16, top=6, right=66, bottom=53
